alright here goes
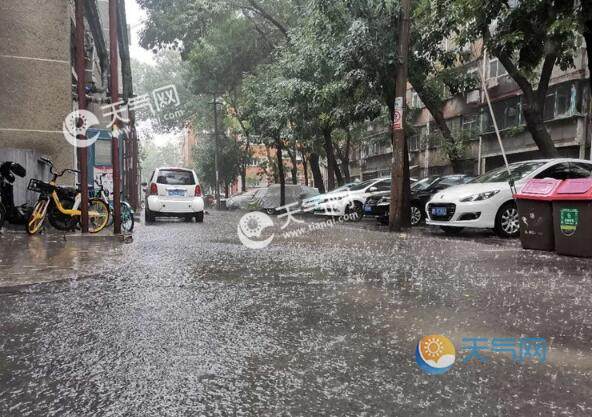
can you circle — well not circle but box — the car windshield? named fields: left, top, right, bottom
left=156, top=170, right=195, bottom=185
left=471, top=162, right=546, bottom=183
left=412, top=176, right=440, bottom=191
left=349, top=179, right=379, bottom=191
left=332, top=184, right=353, bottom=193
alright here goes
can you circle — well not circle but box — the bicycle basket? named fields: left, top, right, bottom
left=27, top=178, right=54, bottom=194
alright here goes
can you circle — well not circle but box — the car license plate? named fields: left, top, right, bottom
left=432, top=207, right=447, bottom=216
left=364, top=205, right=372, bottom=213
left=168, top=190, right=186, bottom=197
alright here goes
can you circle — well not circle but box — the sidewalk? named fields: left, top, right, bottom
left=0, top=225, right=129, bottom=289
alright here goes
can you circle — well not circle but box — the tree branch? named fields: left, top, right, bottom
left=536, top=52, right=558, bottom=104
left=244, top=0, right=288, bottom=39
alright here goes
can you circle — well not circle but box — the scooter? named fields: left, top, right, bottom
left=0, top=161, right=29, bottom=228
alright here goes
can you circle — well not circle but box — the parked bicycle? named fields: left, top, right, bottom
left=26, top=158, right=109, bottom=235
left=92, top=173, right=135, bottom=232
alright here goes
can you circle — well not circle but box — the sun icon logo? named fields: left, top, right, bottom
left=415, top=335, right=455, bottom=375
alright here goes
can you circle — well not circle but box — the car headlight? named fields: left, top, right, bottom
left=378, top=197, right=390, bottom=204
left=460, top=190, right=500, bottom=202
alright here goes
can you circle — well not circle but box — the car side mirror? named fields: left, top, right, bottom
left=368, top=186, right=378, bottom=193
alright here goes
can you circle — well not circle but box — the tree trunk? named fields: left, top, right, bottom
left=335, top=132, right=352, bottom=183
left=265, top=146, right=278, bottom=183
left=451, top=159, right=465, bottom=175
left=301, top=148, right=309, bottom=186
left=286, top=148, right=298, bottom=185
left=309, top=152, right=325, bottom=194
left=322, top=128, right=343, bottom=189
left=522, top=95, right=560, bottom=158
left=224, top=183, right=229, bottom=198
left=275, top=139, right=286, bottom=207
left=240, top=164, right=247, bottom=191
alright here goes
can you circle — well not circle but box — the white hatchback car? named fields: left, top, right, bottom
left=145, top=167, right=205, bottom=223
left=426, top=159, right=592, bottom=237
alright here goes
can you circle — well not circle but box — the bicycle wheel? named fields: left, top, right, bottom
left=120, top=204, right=134, bottom=233
left=87, top=198, right=110, bottom=233
left=26, top=199, right=48, bottom=235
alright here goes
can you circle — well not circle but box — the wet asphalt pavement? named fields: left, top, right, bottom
left=1, top=210, right=592, bottom=416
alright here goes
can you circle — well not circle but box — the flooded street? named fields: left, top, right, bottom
left=1, top=210, right=592, bottom=416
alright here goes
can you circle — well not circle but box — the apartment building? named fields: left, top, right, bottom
left=181, top=120, right=198, bottom=168
left=351, top=43, right=590, bottom=180
left=0, top=0, right=136, bottom=206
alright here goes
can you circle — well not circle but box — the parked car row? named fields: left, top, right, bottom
left=361, top=158, right=592, bottom=238
left=364, top=174, right=473, bottom=226
left=226, top=184, right=319, bottom=214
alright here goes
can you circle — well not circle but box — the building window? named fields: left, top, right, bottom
left=462, top=113, right=480, bottom=137
left=543, top=82, right=577, bottom=121
left=482, top=96, right=521, bottom=132
left=488, top=58, right=507, bottom=79
left=446, top=117, right=462, bottom=138
left=410, top=91, right=424, bottom=109
left=94, top=140, right=111, bottom=166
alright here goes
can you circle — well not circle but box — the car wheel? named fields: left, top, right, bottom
left=145, top=205, right=155, bottom=224
left=378, top=216, right=389, bottom=225
left=410, top=204, right=423, bottom=226
left=495, top=202, right=520, bottom=238
left=183, top=215, right=193, bottom=222
left=195, top=212, right=204, bottom=223
left=441, top=226, right=464, bottom=236
left=346, top=201, right=364, bottom=222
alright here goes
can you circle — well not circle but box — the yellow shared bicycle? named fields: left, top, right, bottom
left=26, top=158, right=110, bottom=235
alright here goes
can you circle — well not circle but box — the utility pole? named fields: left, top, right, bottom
left=213, top=96, right=221, bottom=209
left=75, top=0, right=89, bottom=233
left=388, top=0, right=412, bottom=232
left=109, top=0, right=122, bottom=234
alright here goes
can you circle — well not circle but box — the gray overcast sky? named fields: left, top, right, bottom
left=125, top=0, right=154, bottom=65
left=124, top=0, right=182, bottom=147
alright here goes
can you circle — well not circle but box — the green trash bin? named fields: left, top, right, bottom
left=515, top=179, right=562, bottom=251
left=552, top=178, right=592, bottom=258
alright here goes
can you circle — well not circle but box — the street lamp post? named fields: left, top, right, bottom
left=213, top=96, right=221, bottom=209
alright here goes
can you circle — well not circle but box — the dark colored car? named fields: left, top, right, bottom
left=364, top=175, right=473, bottom=225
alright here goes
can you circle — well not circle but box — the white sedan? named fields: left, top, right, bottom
left=314, top=177, right=391, bottom=220
left=145, top=167, right=205, bottom=223
left=426, top=159, right=592, bottom=237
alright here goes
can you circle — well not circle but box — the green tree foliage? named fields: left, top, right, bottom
left=427, top=0, right=582, bottom=157
left=140, top=138, right=182, bottom=182
left=193, top=132, right=242, bottom=194
left=132, top=50, right=198, bottom=133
